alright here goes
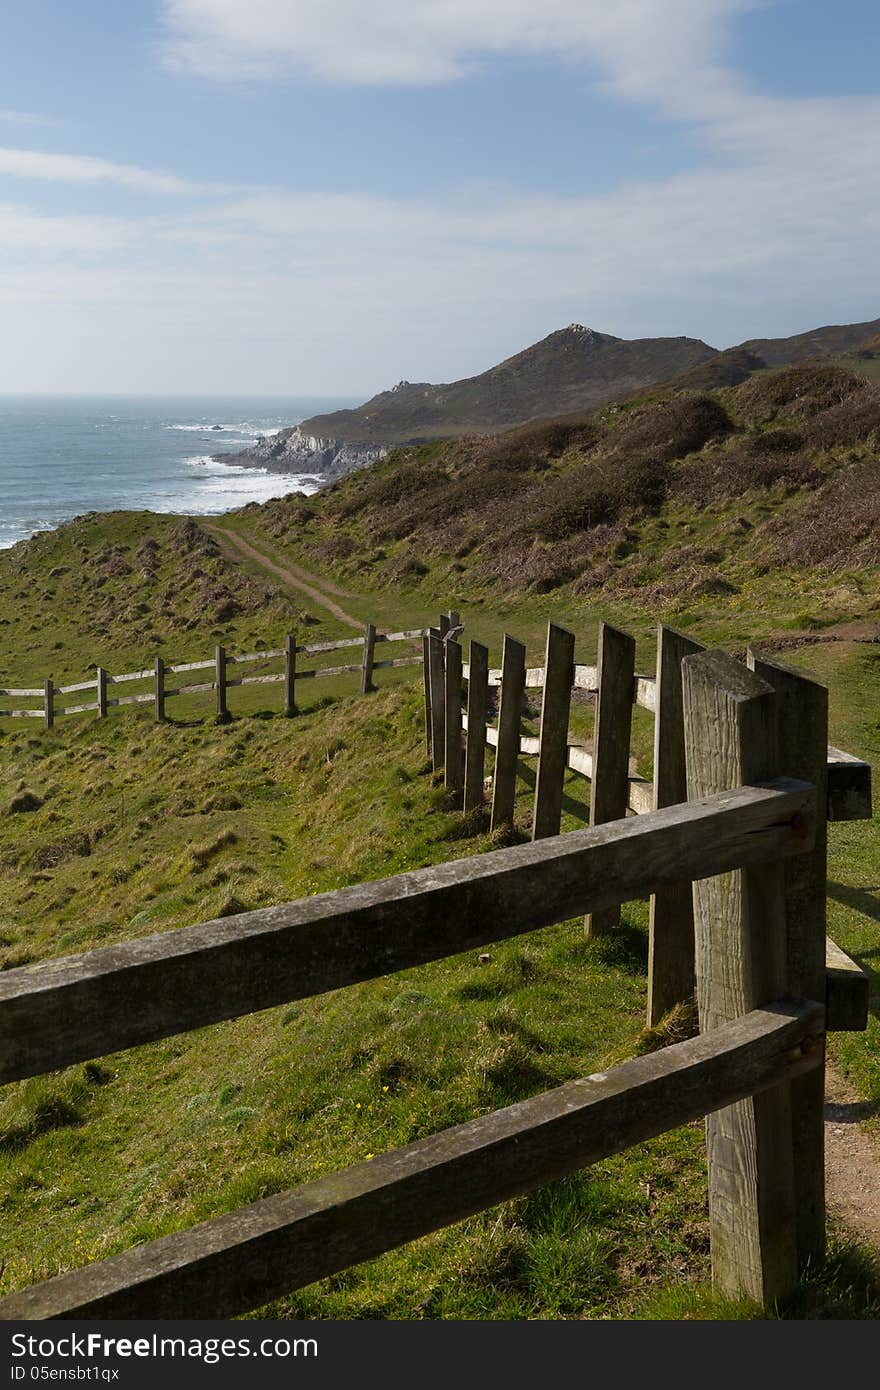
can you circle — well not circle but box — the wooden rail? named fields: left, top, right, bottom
left=0, top=627, right=427, bottom=728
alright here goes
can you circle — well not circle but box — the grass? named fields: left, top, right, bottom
left=2, top=360, right=880, bottom=1318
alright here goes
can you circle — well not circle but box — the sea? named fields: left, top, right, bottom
left=0, top=395, right=359, bottom=550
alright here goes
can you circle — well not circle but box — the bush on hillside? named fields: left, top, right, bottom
left=607, top=393, right=733, bottom=461
left=733, top=364, right=868, bottom=425
left=771, top=460, right=880, bottom=570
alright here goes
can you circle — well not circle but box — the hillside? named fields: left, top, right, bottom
left=738, top=316, right=880, bottom=368
left=2, top=359, right=879, bottom=1320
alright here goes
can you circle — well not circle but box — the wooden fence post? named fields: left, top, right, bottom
left=215, top=645, right=228, bottom=722
left=444, top=638, right=464, bottom=804
left=490, top=634, right=526, bottom=832
left=682, top=649, right=799, bottom=1305
left=154, top=655, right=165, bottom=723
left=647, top=625, right=705, bottom=1024
left=44, top=678, right=54, bottom=731
left=361, top=623, right=377, bottom=695
left=421, top=635, right=433, bottom=758
left=748, top=649, right=828, bottom=1271
left=464, top=640, right=489, bottom=814
left=96, top=666, right=108, bottom=719
left=532, top=622, right=575, bottom=840
left=284, top=633, right=297, bottom=717
left=585, top=622, right=635, bottom=936
left=439, top=613, right=451, bottom=638
left=428, top=632, right=445, bottom=772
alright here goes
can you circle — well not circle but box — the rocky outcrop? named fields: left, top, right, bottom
left=213, top=425, right=387, bottom=481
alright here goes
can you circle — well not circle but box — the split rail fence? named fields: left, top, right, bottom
left=0, top=644, right=868, bottom=1318
left=423, top=611, right=871, bottom=1030
left=0, top=624, right=426, bottom=728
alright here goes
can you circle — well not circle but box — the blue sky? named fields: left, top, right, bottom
left=0, top=0, right=878, bottom=393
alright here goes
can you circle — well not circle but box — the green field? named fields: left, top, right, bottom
left=2, top=362, right=879, bottom=1319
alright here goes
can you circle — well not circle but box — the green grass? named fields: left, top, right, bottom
left=2, top=365, right=880, bottom=1317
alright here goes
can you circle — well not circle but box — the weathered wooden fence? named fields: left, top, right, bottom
left=0, top=647, right=863, bottom=1317
left=424, top=611, right=871, bottom=1033
left=0, top=625, right=426, bottom=729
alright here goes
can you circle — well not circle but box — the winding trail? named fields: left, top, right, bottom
left=203, top=521, right=363, bottom=630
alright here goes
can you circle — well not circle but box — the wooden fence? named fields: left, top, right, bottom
left=423, top=611, right=872, bottom=1032
left=0, top=646, right=864, bottom=1317
left=0, top=625, right=426, bottom=729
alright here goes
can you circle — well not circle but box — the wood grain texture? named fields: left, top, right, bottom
left=532, top=623, right=575, bottom=840
left=421, top=634, right=433, bottom=757
left=825, top=936, right=869, bottom=1032
left=443, top=638, right=464, bottom=802
left=682, top=648, right=799, bottom=1306
left=0, top=1000, right=822, bottom=1321
left=361, top=622, right=377, bottom=695
left=43, top=678, right=54, bottom=732
left=429, top=633, right=445, bottom=772
left=154, top=655, right=165, bottom=723
left=748, top=649, right=828, bottom=1268
left=0, top=777, right=814, bottom=1086
left=215, top=646, right=228, bottom=721
left=586, top=622, right=636, bottom=936
left=464, top=641, right=489, bottom=814
left=647, top=625, right=705, bottom=1024
left=96, top=667, right=108, bottom=719
left=490, top=634, right=526, bottom=831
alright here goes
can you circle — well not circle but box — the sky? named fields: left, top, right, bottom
left=0, top=0, right=878, bottom=395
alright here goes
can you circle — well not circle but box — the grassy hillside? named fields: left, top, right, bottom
left=2, top=359, right=880, bottom=1319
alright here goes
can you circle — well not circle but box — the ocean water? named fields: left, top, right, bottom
left=0, top=395, right=357, bottom=550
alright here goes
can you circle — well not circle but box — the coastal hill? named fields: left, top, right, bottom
left=217, top=315, right=880, bottom=479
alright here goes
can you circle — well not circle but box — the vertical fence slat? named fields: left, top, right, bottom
left=361, top=623, right=377, bottom=695
left=44, top=678, right=54, bottom=731
left=215, top=645, right=228, bottom=721
left=429, top=632, right=445, bottom=772
left=585, top=622, right=636, bottom=936
left=490, top=634, right=526, bottom=832
left=532, top=623, right=575, bottom=841
left=154, top=655, right=165, bottom=723
left=443, top=638, right=464, bottom=804
left=647, top=625, right=705, bottom=1024
left=682, top=649, right=799, bottom=1306
left=96, top=667, right=108, bottom=719
left=464, top=640, right=489, bottom=814
left=284, top=632, right=297, bottom=717
left=748, top=649, right=828, bottom=1271
left=421, top=635, right=433, bottom=758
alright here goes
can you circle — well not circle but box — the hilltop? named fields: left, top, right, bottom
left=217, top=314, right=880, bottom=480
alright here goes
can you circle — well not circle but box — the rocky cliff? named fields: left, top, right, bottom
left=215, top=425, right=387, bottom=481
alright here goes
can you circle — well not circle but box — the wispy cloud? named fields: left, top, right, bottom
left=0, top=147, right=208, bottom=196
left=0, top=109, right=61, bottom=128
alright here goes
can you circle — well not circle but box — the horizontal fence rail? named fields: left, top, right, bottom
left=0, top=626, right=428, bottom=728
left=0, top=999, right=823, bottom=1321
left=0, top=779, right=815, bottom=1086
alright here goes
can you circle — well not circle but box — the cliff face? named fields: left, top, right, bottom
left=215, top=425, right=387, bottom=480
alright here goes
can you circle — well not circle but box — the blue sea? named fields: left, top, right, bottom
left=0, top=395, right=358, bottom=550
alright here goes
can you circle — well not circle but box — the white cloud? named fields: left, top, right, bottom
left=160, top=0, right=749, bottom=94
left=0, top=147, right=206, bottom=196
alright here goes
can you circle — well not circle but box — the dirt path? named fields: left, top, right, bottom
left=825, top=1063, right=880, bottom=1249
left=204, top=522, right=363, bottom=630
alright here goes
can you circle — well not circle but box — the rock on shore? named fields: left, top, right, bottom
left=214, top=425, right=387, bottom=482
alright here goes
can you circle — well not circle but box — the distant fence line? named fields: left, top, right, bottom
left=422, top=609, right=872, bottom=1030
left=0, top=625, right=427, bottom=728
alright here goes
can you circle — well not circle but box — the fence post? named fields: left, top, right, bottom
left=585, top=622, right=635, bottom=936
left=284, top=633, right=297, bottom=717
left=96, top=666, right=108, bottom=719
left=361, top=623, right=377, bottom=695
left=748, top=649, right=828, bottom=1271
left=682, top=649, right=799, bottom=1305
left=464, top=640, right=489, bottom=814
left=490, top=634, right=526, bottom=832
left=154, top=655, right=165, bottom=723
left=428, top=631, right=445, bottom=772
left=647, top=625, right=705, bottom=1024
left=421, top=635, right=433, bottom=758
left=532, top=622, right=575, bottom=840
left=44, top=678, right=54, bottom=731
left=444, top=638, right=464, bottom=804
left=215, top=645, right=228, bottom=722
